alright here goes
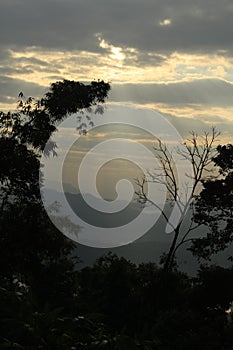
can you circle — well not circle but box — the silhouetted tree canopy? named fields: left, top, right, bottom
left=0, top=79, right=110, bottom=300
left=192, top=144, right=233, bottom=259
left=1, top=80, right=233, bottom=349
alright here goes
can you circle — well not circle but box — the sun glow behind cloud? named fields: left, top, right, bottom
left=159, top=18, right=172, bottom=26
left=4, top=35, right=233, bottom=88
left=97, top=34, right=126, bottom=62
left=1, top=35, right=233, bottom=143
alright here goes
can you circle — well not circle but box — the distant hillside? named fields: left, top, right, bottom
left=41, top=188, right=233, bottom=275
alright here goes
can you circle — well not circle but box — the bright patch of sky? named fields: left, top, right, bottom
left=159, top=18, right=172, bottom=26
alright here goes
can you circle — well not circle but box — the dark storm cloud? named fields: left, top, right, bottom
left=124, top=52, right=167, bottom=67
left=0, top=48, right=61, bottom=77
left=168, top=113, right=233, bottom=141
left=167, top=114, right=213, bottom=136
left=0, top=75, right=45, bottom=104
left=110, top=79, right=233, bottom=107
left=0, top=66, right=34, bottom=76
left=1, top=0, right=233, bottom=54
left=1, top=75, right=233, bottom=109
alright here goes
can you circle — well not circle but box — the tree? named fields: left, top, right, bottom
left=77, top=253, right=233, bottom=350
left=136, top=127, right=220, bottom=270
left=3, top=79, right=233, bottom=349
left=192, top=143, right=233, bottom=260
left=0, top=79, right=110, bottom=209
left=0, top=79, right=110, bottom=290
left=0, top=79, right=111, bottom=348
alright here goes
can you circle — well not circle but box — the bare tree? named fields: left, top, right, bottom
left=135, top=127, right=220, bottom=271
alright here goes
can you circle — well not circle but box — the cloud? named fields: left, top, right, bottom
left=97, top=35, right=126, bottom=61
left=159, top=18, right=172, bottom=27
left=1, top=45, right=232, bottom=95
left=1, top=0, right=233, bottom=55
left=0, top=75, right=45, bottom=106
left=0, top=0, right=232, bottom=141
left=109, top=79, right=233, bottom=107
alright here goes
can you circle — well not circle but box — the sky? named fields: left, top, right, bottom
left=1, top=0, right=233, bottom=140
left=1, top=0, right=233, bottom=177
left=2, top=0, right=233, bottom=246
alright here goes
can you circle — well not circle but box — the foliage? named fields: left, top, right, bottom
left=1, top=80, right=233, bottom=349
left=44, top=80, right=109, bottom=121
left=0, top=79, right=111, bottom=346
left=1, top=254, right=233, bottom=349
left=192, top=143, right=233, bottom=259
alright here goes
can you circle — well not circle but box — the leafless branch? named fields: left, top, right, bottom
left=135, top=127, right=220, bottom=270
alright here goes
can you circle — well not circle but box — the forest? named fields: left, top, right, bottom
left=1, top=80, right=233, bottom=349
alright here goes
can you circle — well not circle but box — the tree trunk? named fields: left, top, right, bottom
left=163, top=224, right=181, bottom=271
